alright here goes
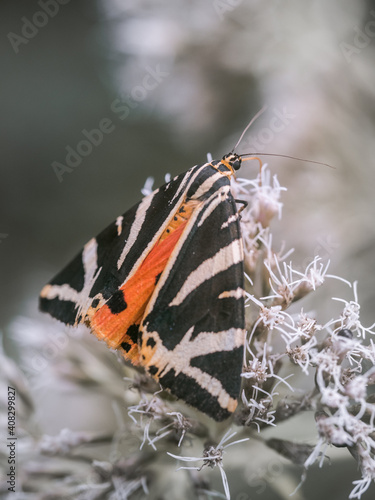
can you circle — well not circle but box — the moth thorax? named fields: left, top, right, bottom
left=221, top=153, right=242, bottom=172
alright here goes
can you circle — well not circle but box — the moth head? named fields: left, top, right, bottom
left=221, top=153, right=242, bottom=172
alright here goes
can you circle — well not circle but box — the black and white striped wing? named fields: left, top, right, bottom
left=139, top=183, right=245, bottom=421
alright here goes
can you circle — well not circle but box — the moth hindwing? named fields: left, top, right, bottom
left=40, top=153, right=246, bottom=421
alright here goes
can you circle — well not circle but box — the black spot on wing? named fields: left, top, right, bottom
left=146, top=337, right=156, bottom=348
left=91, top=298, right=99, bottom=308
left=126, top=323, right=140, bottom=344
left=190, top=347, right=243, bottom=399
left=148, top=365, right=158, bottom=376
left=106, top=289, right=127, bottom=314
left=159, top=369, right=232, bottom=421
left=121, top=342, right=132, bottom=352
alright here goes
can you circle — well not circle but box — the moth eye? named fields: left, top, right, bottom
left=231, top=154, right=242, bottom=170
left=222, top=153, right=242, bottom=171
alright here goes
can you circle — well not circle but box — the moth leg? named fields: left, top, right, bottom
left=235, top=199, right=248, bottom=214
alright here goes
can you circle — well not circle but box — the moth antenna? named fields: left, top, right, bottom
left=242, top=156, right=263, bottom=181
left=230, top=105, right=268, bottom=153
left=241, top=152, right=335, bottom=170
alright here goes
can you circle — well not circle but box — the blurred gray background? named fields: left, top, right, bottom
left=1, top=1, right=375, bottom=498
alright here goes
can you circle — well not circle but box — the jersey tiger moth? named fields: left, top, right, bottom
left=40, top=153, right=247, bottom=421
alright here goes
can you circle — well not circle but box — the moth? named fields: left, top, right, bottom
left=40, top=152, right=247, bottom=421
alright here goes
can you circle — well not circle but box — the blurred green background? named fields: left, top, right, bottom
left=1, top=1, right=375, bottom=498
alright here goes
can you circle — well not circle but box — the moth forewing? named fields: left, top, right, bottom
left=39, top=156, right=246, bottom=421
left=138, top=172, right=246, bottom=420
